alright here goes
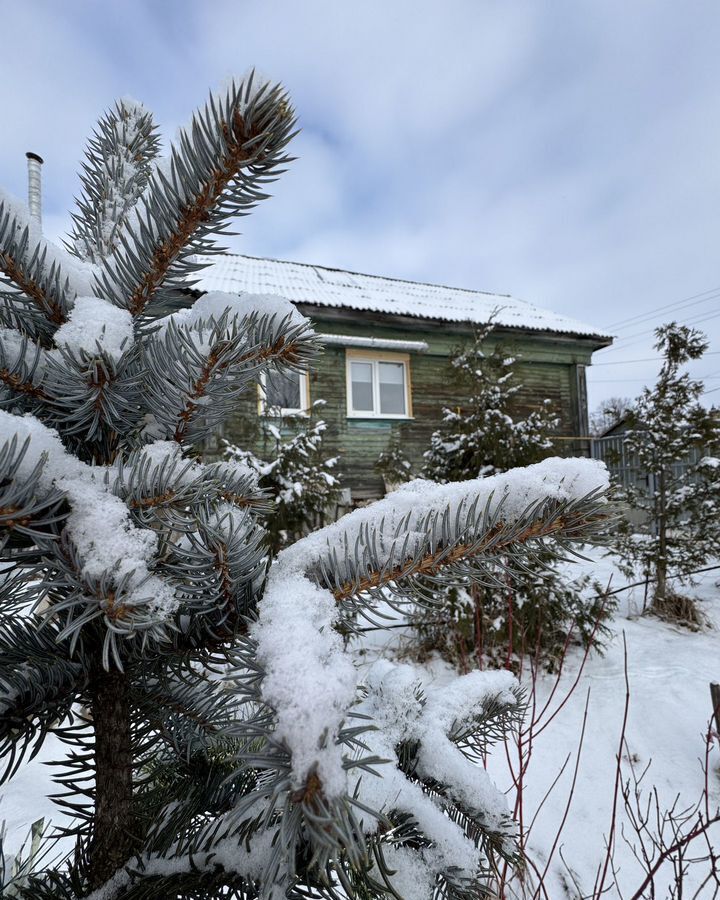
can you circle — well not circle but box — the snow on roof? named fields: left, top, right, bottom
left=193, top=254, right=612, bottom=342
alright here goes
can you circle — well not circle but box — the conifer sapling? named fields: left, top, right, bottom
left=612, top=322, right=720, bottom=618
left=224, top=402, right=341, bottom=554
left=418, top=324, right=608, bottom=669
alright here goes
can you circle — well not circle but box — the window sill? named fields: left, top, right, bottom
left=346, top=414, right=414, bottom=421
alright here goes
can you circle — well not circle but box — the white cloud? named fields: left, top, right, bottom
left=2, top=0, right=719, bottom=411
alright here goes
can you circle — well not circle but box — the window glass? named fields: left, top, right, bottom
left=378, top=361, right=406, bottom=415
left=350, top=361, right=374, bottom=411
left=264, top=370, right=302, bottom=412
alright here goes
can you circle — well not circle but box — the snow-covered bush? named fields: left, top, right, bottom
left=224, top=405, right=341, bottom=554
left=612, top=322, right=720, bottom=619
left=422, top=322, right=559, bottom=484
left=374, top=431, right=415, bottom=490
left=409, top=564, right=610, bottom=674
left=415, top=325, right=610, bottom=670
left=0, top=78, right=611, bottom=898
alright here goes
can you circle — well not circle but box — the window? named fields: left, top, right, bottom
left=346, top=351, right=412, bottom=419
left=258, top=369, right=309, bottom=416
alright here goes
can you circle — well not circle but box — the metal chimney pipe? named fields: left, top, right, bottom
left=26, top=151, right=44, bottom=227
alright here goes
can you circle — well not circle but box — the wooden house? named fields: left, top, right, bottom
left=195, top=254, right=613, bottom=502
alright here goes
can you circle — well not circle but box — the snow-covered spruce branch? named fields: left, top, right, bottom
left=303, top=458, right=610, bottom=607
left=228, top=459, right=612, bottom=890
left=0, top=190, right=97, bottom=341
left=143, top=292, right=316, bottom=445
left=69, top=98, right=160, bottom=264
left=95, top=75, right=296, bottom=320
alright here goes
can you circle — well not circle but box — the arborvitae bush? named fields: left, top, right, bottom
left=612, top=323, right=720, bottom=623
left=374, top=432, right=415, bottom=490
left=224, top=403, right=341, bottom=555
left=0, top=77, right=610, bottom=898
left=416, top=324, right=612, bottom=670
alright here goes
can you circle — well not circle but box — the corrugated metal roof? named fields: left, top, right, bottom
left=193, top=254, right=612, bottom=341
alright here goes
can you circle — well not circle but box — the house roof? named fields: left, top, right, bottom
left=193, top=253, right=613, bottom=342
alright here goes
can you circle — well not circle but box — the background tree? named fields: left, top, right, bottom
left=589, top=395, right=632, bottom=436
left=224, top=402, right=341, bottom=554
left=0, top=77, right=610, bottom=898
left=374, top=431, right=415, bottom=490
left=417, top=324, right=609, bottom=670
left=422, top=322, right=559, bottom=484
left=612, top=323, right=720, bottom=620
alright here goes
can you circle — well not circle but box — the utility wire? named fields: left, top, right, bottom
left=607, top=307, right=720, bottom=348
left=591, top=350, right=720, bottom=366
left=603, top=285, right=720, bottom=330
left=591, top=375, right=720, bottom=384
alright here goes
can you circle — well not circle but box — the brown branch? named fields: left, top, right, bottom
left=173, top=345, right=225, bottom=443
left=128, top=490, right=177, bottom=510
left=128, top=111, right=269, bottom=318
left=0, top=251, right=64, bottom=325
left=333, top=513, right=602, bottom=602
left=0, top=505, right=32, bottom=529
left=220, top=491, right=268, bottom=511
left=594, top=632, right=631, bottom=898
left=172, top=335, right=295, bottom=444
left=290, top=770, right=323, bottom=805
left=102, top=590, right=131, bottom=622
left=628, top=812, right=720, bottom=900
left=0, top=368, right=48, bottom=400
left=214, top=545, right=234, bottom=613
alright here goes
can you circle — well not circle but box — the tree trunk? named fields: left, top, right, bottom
left=711, top=683, right=720, bottom=737
left=654, top=469, right=668, bottom=605
left=87, top=666, right=135, bottom=888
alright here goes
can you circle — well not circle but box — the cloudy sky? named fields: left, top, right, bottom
left=1, top=0, right=719, bottom=413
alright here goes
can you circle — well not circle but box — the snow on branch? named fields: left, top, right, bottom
left=0, top=189, right=97, bottom=339
left=142, top=291, right=316, bottom=444
left=0, top=412, right=178, bottom=666
left=69, top=98, right=160, bottom=264
left=290, top=457, right=610, bottom=604
left=94, top=74, right=297, bottom=319
left=53, top=296, right=134, bottom=362
left=249, top=457, right=610, bottom=880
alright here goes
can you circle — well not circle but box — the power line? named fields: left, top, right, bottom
left=591, top=376, right=720, bottom=383
left=591, top=351, right=720, bottom=366
left=603, top=284, right=720, bottom=331
left=597, top=312, right=720, bottom=356
left=608, top=307, right=720, bottom=347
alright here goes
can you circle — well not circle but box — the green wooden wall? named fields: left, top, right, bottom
left=219, top=306, right=605, bottom=500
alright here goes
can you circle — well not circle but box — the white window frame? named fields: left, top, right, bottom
left=345, top=349, right=413, bottom=420
left=257, top=369, right=310, bottom=417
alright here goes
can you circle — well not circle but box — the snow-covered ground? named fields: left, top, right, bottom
left=2, top=549, right=719, bottom=897
left=489, top=550, right=720, bottom=898
left=357, top=548, right=720, bottom=897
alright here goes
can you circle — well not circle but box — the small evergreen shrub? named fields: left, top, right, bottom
left=414, top=323, right=612, bottom=669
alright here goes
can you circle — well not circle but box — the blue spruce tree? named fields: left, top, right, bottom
left=0, top=77, right=610, bottom=898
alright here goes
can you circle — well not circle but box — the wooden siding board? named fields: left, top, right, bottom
left=218, top=313, right=596, bottom=498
